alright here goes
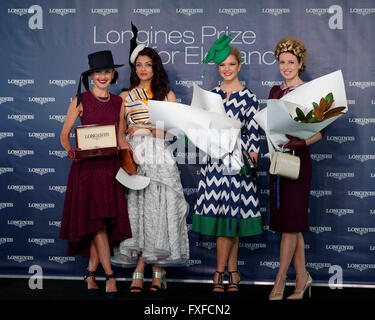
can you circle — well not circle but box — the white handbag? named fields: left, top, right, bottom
left=269, top=151, right=300, bottom=180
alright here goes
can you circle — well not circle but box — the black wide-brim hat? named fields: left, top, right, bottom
left=76, top=50, right=124, bottom=107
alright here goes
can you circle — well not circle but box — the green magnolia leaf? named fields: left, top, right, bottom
left=307, top=116, right=319, bottom=123
left=296, top=107, right=306, bottom=120
left=306, top=110, right=314, bottom=120
left=312, top=102, right=319, bottom=109
left=325, top=92, right=334, bottom=104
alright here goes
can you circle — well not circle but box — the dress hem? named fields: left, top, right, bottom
left=192, top=214, right=263, bottom=237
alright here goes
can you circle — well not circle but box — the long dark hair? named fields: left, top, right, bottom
left=122, top=47, right=170, bottom=101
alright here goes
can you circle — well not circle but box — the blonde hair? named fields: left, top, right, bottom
left=274, top=36, right=307, bottom=74
left=229, top=46, right=242, bottom=64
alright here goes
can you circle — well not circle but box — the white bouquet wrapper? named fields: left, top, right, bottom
left=148, top=84, right=243, bottom=173
left=253, top=70, right=348, bottom=157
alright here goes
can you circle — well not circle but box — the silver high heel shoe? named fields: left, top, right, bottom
left=287, top=272, right=312, bottom=300
left=269, top=277, right=286, bottom=300
left=130, top=271, right=144, bottom=293
left=150, top=269, right=167, bottom=292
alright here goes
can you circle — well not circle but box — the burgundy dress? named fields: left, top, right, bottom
left=59, top=91, right=132, bottom=258
left=268, top=85, right=312, bottom=232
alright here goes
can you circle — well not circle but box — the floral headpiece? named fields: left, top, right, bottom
left=275, top=37, right=307, bottom=61
left=274, top=36, right=307, bottom=73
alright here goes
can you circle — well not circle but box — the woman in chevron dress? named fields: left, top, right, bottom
left=192, top=44, right=263, bottom=297
left=112, top=46, right=189, bottom=293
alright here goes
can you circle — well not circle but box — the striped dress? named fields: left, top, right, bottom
left=192, top=87, right=263, bottom=237
left=125, top=87, right=152, bottom=126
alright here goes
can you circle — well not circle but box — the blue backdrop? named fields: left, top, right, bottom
left=1, top=0, right=374, bottom=287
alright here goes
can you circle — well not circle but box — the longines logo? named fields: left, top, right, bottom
left=8, top=150, right=34, bottom=157
left=49, top=150, right=68, bottom=158
left=326, top=208, right=354, bottom=217
left=49, top=186, right=67, bottom=193
left=8, top=79, right=34, bottom=87
left=349, top=81, right=375, bottom=89
left=350, top=8, right=375, bottom=16
left=49, top=221, right=61, bottom=228
left=28, top=168, right=55, bottom=175
left=347, top=264, right=375, bottom=272
left=186, top=259, right=202, bottom=267
left=305, top=8, right=331, bottom=16
left=49, top=8, right=76, bottom=16
left=310, top=226, right=332, bottom=234
left=240, top=243, right=266, bottom=251
left=326, top=245, right=354, bottom=253
left=258, top=99, right=267, bottom=105
left=28, top=132, right=55, bottom=140
left=261, top=8, right=290, bottom=16
left=348, top=227, right=375, bottom=235
left=7, top=185, right=34, bottom=193
left=28, top=238, right=55, bottom=246
left=7, top=255, right=34, bottom=263
left=261, top=81, right=283, bottom=87
left=0, top=167, right=13, bottom=175
left=326, top=136, right=355, bottom=144
left=28, top=97, right=55, bottom=105
left=48, top=256, right=75, bottom=264
left=260, top=261, right=279, bottom=269
left=307, top=262, right=331, bottom=271
left=0, top=132, right=14, bottom=140
left=348, top=118, right=375, bottom=126
left=176, top=9, right=203, bottom=16
left=326, top=172, right=354, bottom=180
left=8, top=220, right=34, bottom=228
left=195, top=241, right=216, bottom=250
left=8, top=8, right=30, bottom=16
left=348, top=191, right=375, bottom=199
left=133, top=8, right=160, bottom=16
left=311, top=154, right=332, bottom=162
left=49, top=115, right=66, bottom=123
left=183, top=188, right=197, bottom=196
left=91, top=8, right=118, bottom=16
left=49, top=80, right=76, bottom=87
left=0, top=238, right=13, bottom=245
left=175, top=80, right=203, bottom=88
left=0, top=203, right=14, bottom=210
left=0, top=97, right=13, bottom=104
left=310, top=190, right=332, bottom=198
left=28, top=203, right=55, bottom=211
left=8, top=114, right=34, bottom=122
left=219, top=8, right=246, bottom=16
left=348, top=154, right=375, bottom=162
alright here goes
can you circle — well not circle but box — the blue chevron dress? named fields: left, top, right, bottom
left=192, top=87, right=263, bottom=237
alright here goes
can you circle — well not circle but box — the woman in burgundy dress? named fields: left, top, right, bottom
left=59, top=51, right=132, bottom=298
left=268, top=38, right=323, bottom=300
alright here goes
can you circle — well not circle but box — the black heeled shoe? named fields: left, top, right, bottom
left=227, top=271, right=240, bottom=298
left=105, top=273, right=118, bottom=299
left=212, top=271, right=225, bottom=298
left=83, top=269, right=101, bottom=296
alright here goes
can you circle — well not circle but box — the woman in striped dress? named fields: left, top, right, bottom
left=112, top=47, right=189, bottom=293
left=192, top=44, right=263, bottom=297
